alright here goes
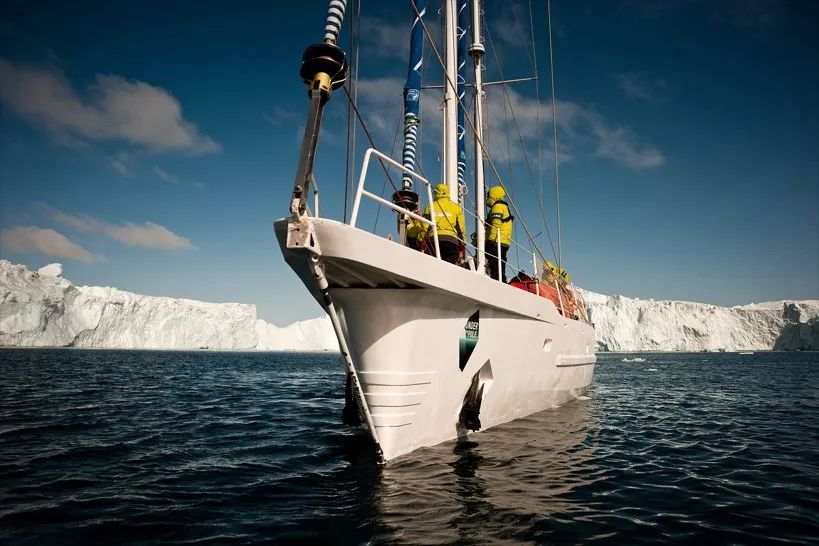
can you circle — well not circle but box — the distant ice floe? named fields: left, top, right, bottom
left=622, top=357, right=647, bottom=363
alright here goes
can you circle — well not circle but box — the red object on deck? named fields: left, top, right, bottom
left=509, top=275, right=577, bottom=318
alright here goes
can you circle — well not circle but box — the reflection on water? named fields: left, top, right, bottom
left=375, top=400, right=598, bottom=544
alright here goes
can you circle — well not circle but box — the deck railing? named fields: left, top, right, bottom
left=350, top=148, right=440, bottom=259
left=347, top=147, right=586, bottom=322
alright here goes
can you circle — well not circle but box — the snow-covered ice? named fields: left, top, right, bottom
left=0, top=260, right=337, bottom=351
left=254, top=316, right=338, bottom=351
left=577, top=288, right=819, bottom=352
left=37, top=263, right=62, bottom=278
left=1, top=260, right=817, bottom=351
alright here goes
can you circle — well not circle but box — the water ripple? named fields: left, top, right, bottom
left=0, top=349, right=817, bottom=544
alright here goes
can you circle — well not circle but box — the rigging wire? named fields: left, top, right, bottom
left=502, top=78, right=513, bottom=187
left=414, top=4, right=442, bottom=194
left=374, top=4, right=441, bottom=234
left=509, top=1, right=537, bottom=74
left=410, top=0, right=551, bottom=267
left=343, top=0, right=356, bottom=223
left=500, top=69, right=519, bottom=268
left=348, top=0, right=363, bottom=221
left=342, top=85, right=400, bottom=193
left=482, top=6, right=558, bottom=263
left=546, top=0, right=562, bottom=267
left=373, top=105, right=406, bottom=232
left=527, top=0, right=545, bottom=257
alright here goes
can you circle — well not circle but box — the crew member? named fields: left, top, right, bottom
left=485, top=185, right=513, bottom=282
left=423, top=183, right=465, bottom=264
left=406, top=210, right=427, bottom=252
left=543, top=260, right=576, bottom=317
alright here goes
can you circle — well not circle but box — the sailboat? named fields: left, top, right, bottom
left=275, top=0, right=596, bottom=463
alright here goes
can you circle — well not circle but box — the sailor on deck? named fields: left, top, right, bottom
left=423, top=183, right=466, bottom=264
left=406, top=213, right=426, bottom=251
left=485, top=185, right=514, bottom=282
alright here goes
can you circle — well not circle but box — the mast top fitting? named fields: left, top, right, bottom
left=300, top=43, right=348, bottom=99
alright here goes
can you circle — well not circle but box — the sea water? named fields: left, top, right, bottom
left=1, top=350, right=817, bottom=544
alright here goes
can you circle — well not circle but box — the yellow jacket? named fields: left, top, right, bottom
left=407, top=215, right=427, bottom=242
left=423, top=184, right=465, bottom=241
left=486, top=186, right=513, bottom=245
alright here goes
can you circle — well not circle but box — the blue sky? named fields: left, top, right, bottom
left=1, top=0, right=817, bottom=324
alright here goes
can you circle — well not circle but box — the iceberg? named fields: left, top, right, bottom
left=578, top=288, right=818, bottom=352
left=37, top=263, right=63, bottom=278
left=0, top=260, right=337, bottom=351
left=254, top=316, right=338, bottom=352
left=1, top=260, right=816, bottom=351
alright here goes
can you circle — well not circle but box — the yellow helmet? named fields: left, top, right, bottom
left=434, top=183, right=449, bottom=199
left=487, top=185, right=505, bottom=206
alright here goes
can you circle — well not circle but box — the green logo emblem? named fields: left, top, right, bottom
left=459, top=310, right=479, bottom=371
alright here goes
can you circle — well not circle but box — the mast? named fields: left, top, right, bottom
left=397, top=0, right=426, bottom=245
left=290, top=1, right=349, bottom=218
left=401, top=0, right=426, bottom=190
left=469, top=0, right=486, bottom=274
left=456, top=0, right=469, bottom=202
left=443, top=0, right=459, bottom=201
left=547, top=0, right=562, bottom=267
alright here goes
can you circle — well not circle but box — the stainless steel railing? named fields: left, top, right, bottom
left=350, top=148, right=440, bottom=260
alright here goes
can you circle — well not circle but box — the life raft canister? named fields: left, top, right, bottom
left=509, top=272, right=577, bottom=318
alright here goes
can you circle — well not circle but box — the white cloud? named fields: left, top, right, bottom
left=359, top=16, right=410, bottom=61
left=488, top=90, right=665, bottom=168
left=48, top=209, right=102, bottom=233
left=352, top=77, right=410, bottom=147
left=591, top=124, right=666, bottom=168
left=354, top=77, right=664, bottom=171
left=0, top=59, right=221, bottom=155
left=614, top=71, right=667, bottom=101
left=491, top=2, right=536, bottom=55
left=43, top=206, right=195, bottom=251
left=153, top=167, right=179, bottom=184
left=358, top=14, right=442, bottom=65
left=111, top=157, right=132, bottom=177
left=110, top=151, right=134, bottom=177
left=264, top=105, right=301, bottom=127
left=153, top=166, right=205, bottom=189
left=0, top=226, right=93, bottom=263
left=105, top=222, right=194, bottom=250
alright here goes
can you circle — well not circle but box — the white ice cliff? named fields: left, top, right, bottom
left=578, top=289, right=819, bottom=352
left=1, top=260, right=816, bottom=351
left=0, top=260, right=337, bottom=351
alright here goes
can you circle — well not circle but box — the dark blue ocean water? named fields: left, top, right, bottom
left=0, top=350, right=817, bottom=545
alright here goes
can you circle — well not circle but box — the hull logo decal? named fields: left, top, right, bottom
left=459, top=310, right=479, bottom=371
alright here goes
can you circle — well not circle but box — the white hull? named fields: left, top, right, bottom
left=275, top=217, right=595, bottom=461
